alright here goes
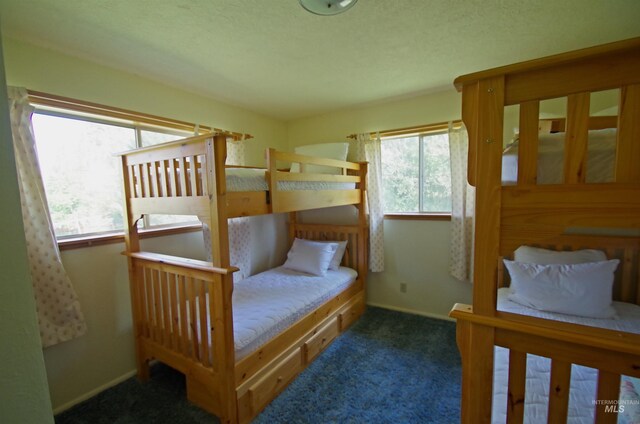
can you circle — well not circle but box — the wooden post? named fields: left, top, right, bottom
left=616, top=84, right=640, bottom=182
left=460, top=76, right=504, bottom=423
left=205, top=133, right=237, bottom=424
left=121, top=156, right=149, bottom=381
left=357, top=162, right=368, bottom=284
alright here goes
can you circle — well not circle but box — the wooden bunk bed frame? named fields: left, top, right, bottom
left=449, top=37, right=640, bottom=423
left=118, top=133, right=369, bottom=424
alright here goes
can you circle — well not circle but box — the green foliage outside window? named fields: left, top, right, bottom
left=381, top=132, right=452, bottom=214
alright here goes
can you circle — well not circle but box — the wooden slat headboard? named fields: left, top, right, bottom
left=290, top=223, right=366, bottom=274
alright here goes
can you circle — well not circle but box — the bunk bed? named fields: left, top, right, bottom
left=117, top=133, right=369, bottom=424
left=448, top=37, right=640, bottom=423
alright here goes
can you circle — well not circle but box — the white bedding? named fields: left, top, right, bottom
left=225, top=168, right=355, bottom=192
left=232, top=265, right=357, bottom=360
left=502, top=128, right=616, bottom=185
left=492, top=288, right=640, bottom=423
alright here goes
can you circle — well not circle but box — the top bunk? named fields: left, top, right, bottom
left=117, top=132, right=367, bottom=221
left=453, top=36, right=640, bottom=274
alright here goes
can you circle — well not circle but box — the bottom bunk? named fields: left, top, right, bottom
left=450, top=236, right=640, bottom=424
left=125, top=223, right=368, bottom=424
left=491, top=289, right=640, bottom=424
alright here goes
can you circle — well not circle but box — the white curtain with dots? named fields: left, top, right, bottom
left=448, top=123, right=475, bottom=282
left=354, top=133, right=384, bottom=272
left=9, top=86, right=87, bottom=347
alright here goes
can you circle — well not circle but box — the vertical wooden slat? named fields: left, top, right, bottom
left=189, top=156, right=199, bottom=197
left=137, top=164, right=146, bottom=198
left=178, top=275, right=189, bottom=356
left=517, top=101, right=540, bottom=185
left=186, top=276, right=199, bottom=361
left=170, top=159, right=179, bottom=197
left=137, top=267, right=148, bottom=338
left=506, top=350, right=526, bottom=424
left=547, top=359, right=571, bottom=423
left=195, top=156, right=204, bottom=196
left=615, top=84, right=640, bottom=182
left=200, top=156, right=209, bottom=197
left=152, top=269, right=163, bottom=344
left=143, top=163, right=152, bottom=198
left=621, top=248, right=634, bottom=303
left=595, top=371, right=621, bottom=424
left=144, top=268, right=154, bottom=340
left=198, top=280, right=210, bottom=367
left=564, top=92, right=590, bottom=184
left=156, top=161, right=165, bottom=197
left=162, top=160, right=171, bottom=197
left=179, top=157, right=189, bottom=196
left=128, top=165, right=138, bottom=198
left=169, top=273, right=179, bottom=350
left=149, top=161, right=159, bottom=197
left=160, top=271, right=171, bottom=346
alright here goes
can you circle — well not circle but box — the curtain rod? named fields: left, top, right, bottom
left=26, top=89, right=253, bottom=141
left=347, top=119, right=463, bottom=140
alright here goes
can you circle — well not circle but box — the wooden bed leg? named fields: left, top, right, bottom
left=136, top=355, right=150, bottom=382
left=458, top=321, right=495, bottom=424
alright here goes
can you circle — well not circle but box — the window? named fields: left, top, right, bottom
left=31, top=109, right=198, bottom=240
left=381, top=131, right=452, bottom=214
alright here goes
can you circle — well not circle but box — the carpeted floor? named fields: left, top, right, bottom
left=55, top=307, right=461, bottom=424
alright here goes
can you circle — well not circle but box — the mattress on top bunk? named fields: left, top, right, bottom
left=232, top=265, right=358, bottom=360
left=226, top=167, right=355, bottom=192
left=492, top=288, right=640, bottom=424
left=501, top=128, right=616, bottom=185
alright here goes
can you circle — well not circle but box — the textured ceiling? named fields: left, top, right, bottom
left=1, top=0, right=640, bottom=120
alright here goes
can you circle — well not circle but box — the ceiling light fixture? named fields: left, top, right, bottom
left=299, top=0, right=358, bottom=16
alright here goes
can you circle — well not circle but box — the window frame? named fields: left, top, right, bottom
left=29, top=92, right=209, bottom=249
left=381, top=129, right=453, bottom=220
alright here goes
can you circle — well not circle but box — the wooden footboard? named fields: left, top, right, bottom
left=451, top=305, right=640, bottom=423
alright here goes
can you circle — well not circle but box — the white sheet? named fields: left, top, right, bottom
left=232, top=266, right=357, bottom=360
left=225, top=167, right=355, bottom=192
left=492, top=288, right=640, bottom=423
left=502, top=128, right=616, bottom=185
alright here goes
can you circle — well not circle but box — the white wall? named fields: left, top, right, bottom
left=288, top=89, right=473, bottom=319
left=0, top=32, right=54, bottom=423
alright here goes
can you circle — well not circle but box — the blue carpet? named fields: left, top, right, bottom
left=56, top=306, right=461, bottom=424
left=255, top=307, right=461, bottom=424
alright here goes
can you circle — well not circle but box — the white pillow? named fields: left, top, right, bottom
left=514, top=246, right=607, bottom=265
left=283, top=238, right=338, bottom=276
left=504, top=259, right=619, bottom=319
left=290, top=142, right=349, bottom=174
left=310, top=240, right=348, bottom=270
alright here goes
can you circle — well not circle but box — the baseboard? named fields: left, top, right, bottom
left=52, top=369, right=138, bottom=415
left=366, top=302, right=455, bottom=322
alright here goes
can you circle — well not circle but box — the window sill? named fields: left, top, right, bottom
left=57, top=224, right=203, bottom=251
left=384, top=213, right=451, bottom=221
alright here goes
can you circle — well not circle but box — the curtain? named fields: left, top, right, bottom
left=354, top=133, right=384, bottom=272
left=203, top=138, right=252, bottom=282
left=448, top=123, right=475, bottom=282
left=9, top=87, right=87, bottom=347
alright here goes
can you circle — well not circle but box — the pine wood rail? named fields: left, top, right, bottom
left=450, top=304, right=640, bottom=357
left=123, top=251, right=239, bottom=275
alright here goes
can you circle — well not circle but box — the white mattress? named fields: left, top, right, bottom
left=225, top=168, right=355, bottom=192
left=492, top=288, right=640, bottom=423
left=232, top=266, right=357, bottom=360
left=502, top=128, right=616, bottom=185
